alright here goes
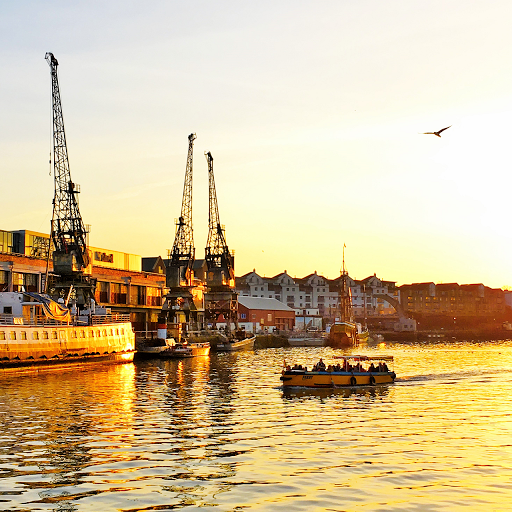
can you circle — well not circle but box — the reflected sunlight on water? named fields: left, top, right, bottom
left=1, top=341, right=512, bottom=511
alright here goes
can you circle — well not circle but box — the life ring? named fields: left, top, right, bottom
left=369, top=375, right=376, bottom=386
left=350, top=376, right=357, bottom=386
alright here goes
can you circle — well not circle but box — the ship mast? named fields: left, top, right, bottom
left=339, top=244, right=353, bottom=323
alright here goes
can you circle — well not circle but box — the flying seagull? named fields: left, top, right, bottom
left=422, top=125, right=451, bottom=137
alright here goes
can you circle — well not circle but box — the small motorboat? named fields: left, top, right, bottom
left=136, top=338, right=210, bottom=359
left=280, top=355, right=396, bottom=388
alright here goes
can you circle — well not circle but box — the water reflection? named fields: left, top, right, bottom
left=0, top=364, right=136, bottom=510
left=1, top=343, right=512, bottom=510
left=282, top=384, right=392, bottom=401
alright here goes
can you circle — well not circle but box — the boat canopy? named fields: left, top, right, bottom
left=23, top=292, right=71, bottom=323
left=333, top=355, right=394, bottom=361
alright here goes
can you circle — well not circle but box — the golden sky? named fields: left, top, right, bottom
left=2, top=1, right=512, bottom=287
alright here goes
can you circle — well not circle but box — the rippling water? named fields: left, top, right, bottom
left=1, top=341, right=512, bottom=511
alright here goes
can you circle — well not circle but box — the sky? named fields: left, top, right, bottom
left=2, top=1, right=512, bottom=288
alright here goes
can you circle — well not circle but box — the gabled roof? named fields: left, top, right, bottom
left=238, top=296, right=294, bottom=312
left=141, top=256, right=166, bottom=274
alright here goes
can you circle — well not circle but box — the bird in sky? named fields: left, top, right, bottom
left=422, top=125, right=452, bottom=137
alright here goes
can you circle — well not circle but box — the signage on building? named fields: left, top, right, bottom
left=94, top=252, right=114, bottom=263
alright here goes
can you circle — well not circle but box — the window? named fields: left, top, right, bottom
left=121, top=328, right=125, bottom=335
left=71, top=331, right=77, bottom=338
left=20, top=331, right=27, bottom=340
left=79, top=330, right=85, bottom=338
left=147, top=287, right=161, bottom=307
left=42, top=331, right=49, bottom=340
left=52, top=331, right=58, bottom=340
left=0, top=331, right=5, bottom=340
left=267, top=314, right=272, bottom=322
left=89, top=330, right=94, bottom=338
left=102, top=330, right=107, bottom=337
left=10, top=332, right=16, bottom=340
left=240, top=313, right=246, bottom=319
left=115, top=329, right=119, bottom=335
left=3, top=306, right=12, bottom=314
left=32, top=331, right=39, bottom=340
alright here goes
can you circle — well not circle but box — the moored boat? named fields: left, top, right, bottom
left=280, top=355, right=396, bottom=388
left=0, top=292, right=135, bottom=371
left=287, top=332, right=327, bottom=347
left=215, top=334, right=255, bottom=352
left=136, top=337, right=210, bottom=359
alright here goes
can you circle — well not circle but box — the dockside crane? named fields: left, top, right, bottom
left=45, top=52, right=96, bottom=307
left=161, top=134, right=199, bottom=333
left=204, top=151, right=238, bottom=332
left=168, top=133, right=196, bottom=288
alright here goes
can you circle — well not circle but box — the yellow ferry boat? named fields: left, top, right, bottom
left=280, top=355, right=396, bottom=388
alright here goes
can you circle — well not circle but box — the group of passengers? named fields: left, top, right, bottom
left=309, top=358, right=389, bottom=373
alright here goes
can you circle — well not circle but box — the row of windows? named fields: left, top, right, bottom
left=0, top=328, right=126, bottom=341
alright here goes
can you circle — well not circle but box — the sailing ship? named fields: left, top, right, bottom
left=326, top=248, right=369, bottom=348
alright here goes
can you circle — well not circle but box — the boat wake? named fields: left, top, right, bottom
left=396, top=367, right=511, bottom=384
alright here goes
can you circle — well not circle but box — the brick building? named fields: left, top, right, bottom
left=237, top=296, right=295, bottom=333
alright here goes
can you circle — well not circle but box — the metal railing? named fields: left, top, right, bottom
left=0, top=313, right=131, bottom=327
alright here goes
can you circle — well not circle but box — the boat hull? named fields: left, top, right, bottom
left=280, top=370, right=396, bottom=388
left=288, top=337, right=326, bottom=347
left=215, top=336, right=255, bottom=352
left=157, top=343, right=211, bottom=358
left=0, top=321, right=135, bottom=370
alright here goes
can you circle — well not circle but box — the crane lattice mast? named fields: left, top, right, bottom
left=203, top=151, right=237, bottom=332
left=168, top=133, right=196, bottom=288
left=45, top=52, right=95, bottom=306
left=204, top=151, right=234, bottom=282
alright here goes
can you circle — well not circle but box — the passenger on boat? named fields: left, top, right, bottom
left=369, top=363, right=376, bottom=373
left=317, top=358, right=326, bottom=371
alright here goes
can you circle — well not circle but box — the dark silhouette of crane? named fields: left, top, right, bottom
left=204, top=151, right=238, bottom=333
left=168, top=133, right=196, bottom=288
left=160, top=134, right=199, bottom=333
left=45, top=52, right=96, bottom=307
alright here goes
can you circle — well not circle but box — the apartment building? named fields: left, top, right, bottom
left=236, top=270, right=399, bottom=325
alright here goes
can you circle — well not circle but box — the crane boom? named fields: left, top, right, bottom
left=46, top=52, right=89, bottom=274
left=168, top=133, right=196, bottom=288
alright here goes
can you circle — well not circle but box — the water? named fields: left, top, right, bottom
left=1, top=341, right=512, bottom=511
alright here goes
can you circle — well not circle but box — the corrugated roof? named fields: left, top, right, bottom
left=238, top=296, right=294, bottom=311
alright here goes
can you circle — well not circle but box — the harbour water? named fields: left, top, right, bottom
left=1, top=341, right=512, bottom=511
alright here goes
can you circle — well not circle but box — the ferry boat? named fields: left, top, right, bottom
left=0, top=291, right=135, bottom=371
left=280, top=355, right=395, bottom=388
